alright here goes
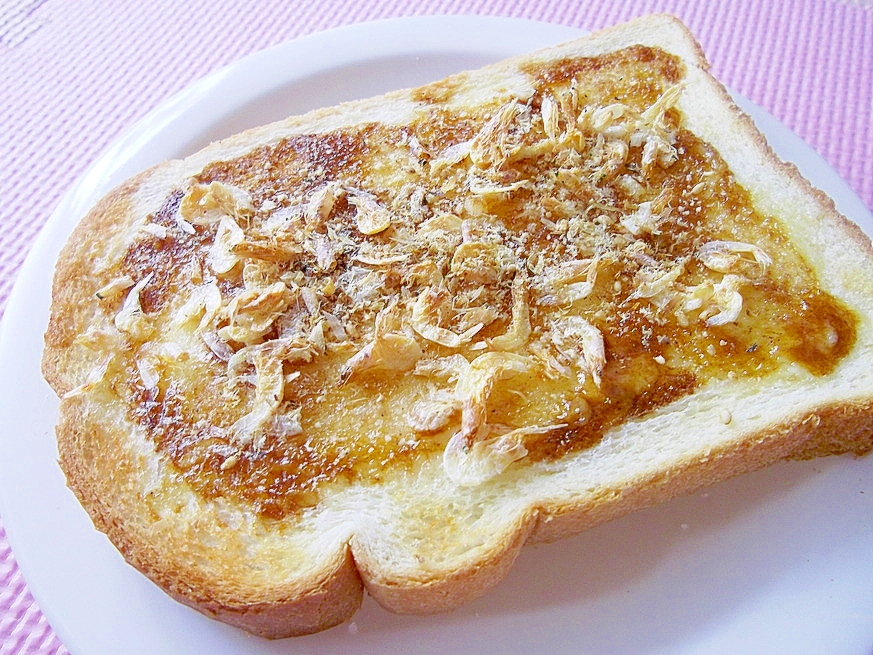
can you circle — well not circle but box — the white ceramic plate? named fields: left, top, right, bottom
left=1, top=15, right=872, bottom=655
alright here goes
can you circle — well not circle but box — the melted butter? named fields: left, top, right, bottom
left=107, top=45, right=857, bottom=518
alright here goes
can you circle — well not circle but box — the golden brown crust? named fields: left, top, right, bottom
left=195, top=549, right=364, bottom=638
left=56, top=394, right=366, bottom=637
left=357, top=511, right=537, bottom=615
left=42, top=14, right=873, bottom=638
left=702, top=63, right=873, bottom=266
left=43, top=170, right=151, bottom=394
left=530, top=399, right=873, bottom=544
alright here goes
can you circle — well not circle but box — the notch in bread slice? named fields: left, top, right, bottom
left=42, top=13, right=873, bottom=638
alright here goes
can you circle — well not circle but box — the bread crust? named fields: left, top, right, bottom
left=43, top=174, right=144, bottom=393
left=42, top=14, right=873, bottom=638
left=530, top=398, right=873, bottom=544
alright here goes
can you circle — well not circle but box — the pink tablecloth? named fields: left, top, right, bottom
left=1, top=0, right=871, bottom=652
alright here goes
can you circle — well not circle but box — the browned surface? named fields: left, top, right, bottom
left=63, top=45, right=857, bottom=520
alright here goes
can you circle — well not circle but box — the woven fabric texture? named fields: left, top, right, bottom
left=1, top=0, right=870, bottom=652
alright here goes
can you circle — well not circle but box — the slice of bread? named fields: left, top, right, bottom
left=42, top=14, right=873, bottom=638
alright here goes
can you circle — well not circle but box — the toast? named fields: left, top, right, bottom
left=42, top=14, right=873, bottom=638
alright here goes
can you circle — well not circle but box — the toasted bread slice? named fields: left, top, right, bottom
left=42, top=14, right=873, bottom=638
